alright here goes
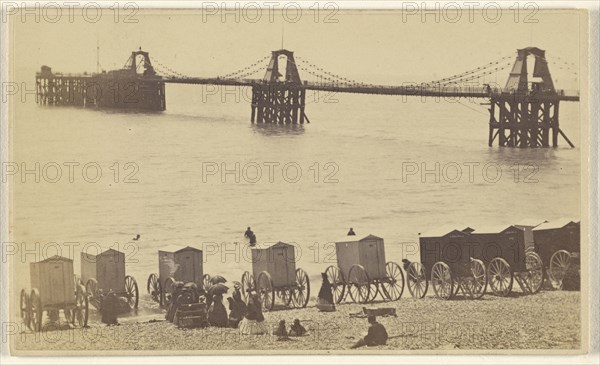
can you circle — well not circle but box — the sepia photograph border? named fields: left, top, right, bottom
left=1, top=1, right=598, bottom=362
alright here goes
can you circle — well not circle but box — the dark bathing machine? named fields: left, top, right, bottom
left=413, top=219, right=581, bottom=300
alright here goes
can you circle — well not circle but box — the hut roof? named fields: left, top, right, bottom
left=419, top=226, right=465, bottom=238
left=336, top=234, right=383, bottom=243
left=250, top=241, right=293, bottom=250
left=533, top=218, right=579, bottom=231
left=38, top=255, right=73, bottom=263
left=514, top=218, right=548, bottom=228
left=159, top=245, right=202, bottom=253
left=270, top=241, right=293, bottom=248
left=471, top=224, right=515, bottom=234
left=97, top=248, right=124, bottom=256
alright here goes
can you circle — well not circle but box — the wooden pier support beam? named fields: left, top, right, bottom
left=488, top=95, right=571, bottom=148
left=250, top=83, right=306, bottom=125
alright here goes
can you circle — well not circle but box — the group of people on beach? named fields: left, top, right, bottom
left=163, top=226, right=387, bottom=347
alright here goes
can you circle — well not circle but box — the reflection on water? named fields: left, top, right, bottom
left=250, top=122, right=306, bottom=136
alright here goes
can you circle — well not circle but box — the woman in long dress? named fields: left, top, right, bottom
left=316, top=272, right=336, bottom=312
left=239, top=293, right=268, bottom=335
left=208, top=293, right=228, bottom=327
left=227, top=286, right=247, bottom=328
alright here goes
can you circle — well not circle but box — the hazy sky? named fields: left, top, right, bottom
left=9, top=8, right=583, bottom=88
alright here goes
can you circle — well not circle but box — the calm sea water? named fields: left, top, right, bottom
left=11, top=84, right=581, bottom=303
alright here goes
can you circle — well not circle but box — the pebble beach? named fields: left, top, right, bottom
left=12, top=290, right=581, bottom=354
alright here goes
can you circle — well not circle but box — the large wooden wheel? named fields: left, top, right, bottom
left=381, top=261, right=405, bottom=301
left=203, top=274, right=212, bottom=290
left=292, top=268, right=310, bottom=308
left=549, top=250, right=571, bottom=290
left=407, top=262, right=428, bottom=299
left=431, top=262, right=454, bottom=300
left=75, top=284, right=89, bottom=328
left=325, top=265, right=345, bottom=304
left=147, top=273, right=162, bottom=304
left=367, top=283, right=380, bottom=303
left=125, top=275, right=139, bottom=309
left=347, top=264, right=371, bottom=304
left=524, top=252, right=544, bottom=294
left=241, top=271, right=255, bottom=303
left=162, top=277, right=176, bottom=306
left=85, top=278, right=100, bottom=310
left=20, top=289, right=30, bottom=328
left=278, top=288, right=293, bottom=307
left=29, top=288, right=42, bottom=331
left=468, top=259, right=487, bottom=299
left=488, top=257, right=513, bottom=296
left=256, top=271, right=274, bottom=312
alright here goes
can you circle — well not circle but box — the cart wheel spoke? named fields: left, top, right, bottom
left=524, top=252, right=544, bottom=294
left=125, top=275, right=139, bottom=309
left=256, top=272, right=274, bottom=312
left=163, top=277, right=176, bottom=306
left=348, top=265, right=370, bottom=304
left=241, top=271, right=254, bottom=303
left=292, top=269, right=310, bottom=308
left=20, top=289, right=31, bottom=329
left=549, top=250, right=571, bottom=290
left=487, top=258, right=513, bottom=297
left=382, top=262, right=405, bottom=301
left=29, top=289, right=42, bottom=331
left=147, top=273, right=161, bottom=304
left=407, top=262, right=428, bottom=299
left=431, top=262, right=454, bottom=300
left=325, top=266, right=345, bottom=304
left=280, top=288, right=293, bottom=307
left=469, top=259, right=487, bottom=299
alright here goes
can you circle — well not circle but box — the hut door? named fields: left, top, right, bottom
left=363, top=242, right=380, bottom=278
left=48, top=262, right=67, bottom=304
left=272, top=247, right=290, bottom=286
left=180, top=254, right=195, bottom=283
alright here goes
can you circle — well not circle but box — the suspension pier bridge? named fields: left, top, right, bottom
left=35, top=47, right=580, bottom=148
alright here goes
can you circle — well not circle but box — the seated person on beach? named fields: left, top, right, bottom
left=347, top=228, right=356, bottom=236
left=273, top=320, right=288, bottom=337
left=208, top=293, right=228, bottom=327
left=288, top=319, right=307, bottom=336
left=351, top=315, right=388, bottom=348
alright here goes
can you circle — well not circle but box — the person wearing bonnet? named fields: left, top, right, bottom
left=316, top=272, right=336, bottom=312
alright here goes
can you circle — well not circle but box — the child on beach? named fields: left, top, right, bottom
left=288, top=319, right=307, bottom=336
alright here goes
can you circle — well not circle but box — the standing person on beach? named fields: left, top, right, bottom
left=347, top=228, right=356, bottom=236
left=316, top=272, right=336, bottom=312
left=350, top=315, right=388, bottom=348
